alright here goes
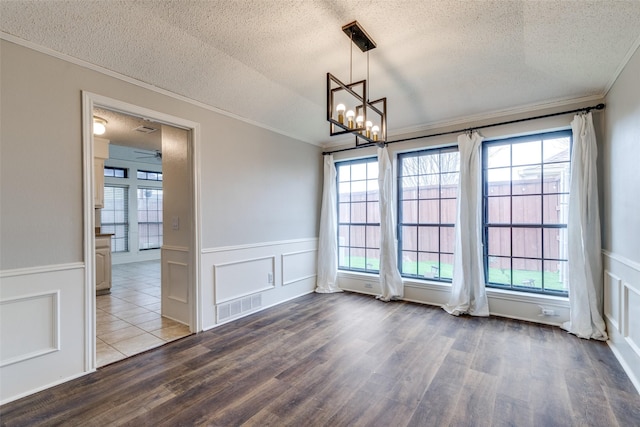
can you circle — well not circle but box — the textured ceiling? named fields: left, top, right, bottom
left=2, top=1, right=640, bottom=147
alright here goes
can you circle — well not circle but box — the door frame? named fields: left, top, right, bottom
left=82, top=91, right=202, bottom=371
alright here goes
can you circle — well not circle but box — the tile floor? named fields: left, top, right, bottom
left=96, top=259, right=191, bottom=367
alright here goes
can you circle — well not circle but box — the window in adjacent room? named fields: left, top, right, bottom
left=137, top=169, right=163, bottom=181
left=336, top=157, right=380, bottom=273
left=397, top=147, right=460, bottom=281
left=101, top=185, right=129, bottom=252
left=483, top=130, right=571, bottom=296
left=104, top=166, right=127, bottom=178
left=137, top=188, right=163, bottom=250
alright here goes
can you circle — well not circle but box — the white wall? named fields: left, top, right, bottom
left=602, top=44, right=640, bottom=391
left=0, top=39, right=322, bottom=403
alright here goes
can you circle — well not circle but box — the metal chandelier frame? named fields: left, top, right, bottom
left=327, top=21, right=387, bottom=146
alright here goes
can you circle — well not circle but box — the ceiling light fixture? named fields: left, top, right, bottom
left=327, top=21, right=387, bottom=146
left=93, top=116, right=107, bottom=135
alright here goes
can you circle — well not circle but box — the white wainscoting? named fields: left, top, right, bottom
left=0, top=263, right=87, bottom=405
left=161, top=245, right=191, bottom=326
left=201, top=239, right=317, bottom=330
left=338, top=272, right=570, bottom=326
left=603, top=250, right=640, bottom=392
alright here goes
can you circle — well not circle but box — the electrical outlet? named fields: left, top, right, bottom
left=541, top=308, right=555, bottom=316
left=364, top=283, right=373, bottom=289
left=268, top=272, right=273, bottom=283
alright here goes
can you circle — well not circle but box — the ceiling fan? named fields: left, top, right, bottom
left=134, top=149, right=162, bottom=160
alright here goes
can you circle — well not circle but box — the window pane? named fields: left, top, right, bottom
left=440, top=227, right=455, bottom=254
left=350, top=225, right=365, bottom=247
left=486, top=169, right=511, bottom=196
left=512, top=166, right=541, bottom=195
left=338, top=183, right=351, bottom=202
left=440, top=151, right=460, bottom=172
left=512, top=140, right=541, bottom=166
left=487, top=227, right=510, bottom=257
left=487, top=196, right=510, bottom=224
left=401, top=251, right=418, bottom=276
left=418, top=226, right=439, bottom=252
left=441, top=198, right=457, bottom=224
left=542, top=194, right=569, bottom=224
left=544, top=260, right=568, bottom=293
left=486, top=145, right=510, bottom=169
left=366, top=226, right=380, bottom=250
left=512, top=228, right=541, bottom=258
left=419, top=252, right=440, bottom=279
left=367, top=201, right=380, bottom=223
left=512, top=195, right=542, bottom=224
left=513, top=258, right=542, bottom=290
left=439, top=253, right=455, bottom=280
left=402, top=200, right=418, bottom=223
left=351, top=202, right=366, bottom=223
left=418, top=199, right=439, bottom=224
left=487, top=256, right=511, bottom=285
left=543, top=227, right=568, bottom=261
left=402, top=226, right=417, bottom=251
left=366, top=249, right=380, bottom=271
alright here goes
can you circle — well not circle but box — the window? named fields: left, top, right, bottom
left=137, top=170, right=163, bottom=181
left=336, top=158, right=380, bottom=273
left=398, top=147, right=459, bottom=281
left=483, top=130, right=571, bottom=295
left=101, top=186, right=129, bottom=252
left=104, top=166, right=127, bottom=178
left=137, top=188, right=163, bottom=250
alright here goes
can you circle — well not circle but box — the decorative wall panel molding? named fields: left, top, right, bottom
left=213, top=256, right=275, bottom=304
left=282, top=249, right=317, bottom=286
left=604, top=271, right=622, bottom=332
left=0, top=291, right=60, bottom=367
left=167, top=261, right=189, bottom=304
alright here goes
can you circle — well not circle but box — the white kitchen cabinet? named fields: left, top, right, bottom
left=95, top=234, right=112, bottom=295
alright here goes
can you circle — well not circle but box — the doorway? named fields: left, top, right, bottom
left=83, top=92, right=200, bottom=370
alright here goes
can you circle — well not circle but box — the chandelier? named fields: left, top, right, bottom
left=327, top=21, right=387, bottom=146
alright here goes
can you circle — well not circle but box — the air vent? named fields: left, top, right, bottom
left=217, top=294, right=263, bottom=323
left=133, top=125, right=158, bottom=134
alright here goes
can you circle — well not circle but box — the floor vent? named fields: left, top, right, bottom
left=217, top=294, right=262, bottom=322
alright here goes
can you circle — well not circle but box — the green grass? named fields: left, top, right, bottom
left=341, top=256, right=567, bottom=292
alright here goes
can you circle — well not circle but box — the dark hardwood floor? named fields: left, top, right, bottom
left=2, top=292, right=639, bottom=426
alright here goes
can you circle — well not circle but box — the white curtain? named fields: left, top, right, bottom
left=377, top=146, right=404, bottom=301
left=315, top=154, right=342, bottom=293
left=562, top=113, right=607, bottom=340
left=443, top=132, right=489, bottom=316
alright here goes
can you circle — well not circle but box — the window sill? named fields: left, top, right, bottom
left=338, top=270, right=568, bottom=306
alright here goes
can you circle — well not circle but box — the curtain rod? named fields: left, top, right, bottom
left=322, top=103, right=605, bottom=155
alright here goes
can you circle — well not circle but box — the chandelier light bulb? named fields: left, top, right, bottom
left=371, top=125, right=380, bottom=141
left=365, top=121, right=372, bottom=138
left=336, top=103, right=346, bottom=124
left=356, top=115, right=364, bottom=129
left=346, top=110, right=355, bottom=129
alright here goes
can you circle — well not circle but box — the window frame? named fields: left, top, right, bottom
left=101, top=184, right=129, bottom=253
left=137, top=187, right=163, bottom=251
left=397, top=146, right=460, bottom=282
left=336, top=157, right=381, bottom=274
left=482, top=129, right=572, bottom=297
